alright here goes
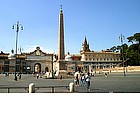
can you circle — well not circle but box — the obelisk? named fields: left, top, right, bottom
left=57, top=5, right=67, bottom=77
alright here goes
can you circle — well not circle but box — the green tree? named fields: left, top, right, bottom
left=120, top=44, right=128, bottom=63
left=127, top=36, right=134, bottom=44
left=127, top=33, right=140, bottom=53
left=133, top=33, right=140, bottom=44
left=127, top=33, right=140, bottom=44
left=116, top=45, right=122, bottom=52
left=127, top=44, right=140, bottom=66
left=109, top=45, right=124, bottom=53
left=126, top=33, right=140, bottom=66
left=110, top=46, right=117, bottom=52
left=109, top=33, right=140, bottom=66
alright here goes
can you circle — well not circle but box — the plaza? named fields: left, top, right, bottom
left=0, top=71, right=140, bottom=93
left=0, top=7, right=121, bottom=79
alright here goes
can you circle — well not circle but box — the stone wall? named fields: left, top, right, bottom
left=111, top=66, right=140, bottom=72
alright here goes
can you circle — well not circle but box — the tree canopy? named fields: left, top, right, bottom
left=109, top=33, right=140, bottom=66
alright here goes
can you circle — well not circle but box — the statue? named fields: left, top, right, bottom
left=35, top=64, right=40, bottom=73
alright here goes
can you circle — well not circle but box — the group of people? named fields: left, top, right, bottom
left=74, top=72, right=91, bottom=91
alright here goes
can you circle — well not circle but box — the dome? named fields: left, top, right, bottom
left=8, top=53, right=16, bottom=60
left=8, top=49, right=16, bottom=60
left=65, top=52, right=72, bottom=61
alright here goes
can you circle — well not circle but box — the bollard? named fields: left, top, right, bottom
left=69, top=82, right=75, bottom=93
left=29, top=83, right=35, bottom=93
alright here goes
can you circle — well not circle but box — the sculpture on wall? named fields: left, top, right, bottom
left=35, top=63, right=41, bottom=73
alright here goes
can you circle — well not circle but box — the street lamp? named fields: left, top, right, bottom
left=12, top=21, right=23, bottom=81
left=119, top=33, right=126, bottom=76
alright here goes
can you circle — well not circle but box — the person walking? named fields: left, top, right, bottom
left=36, top=73, right=39, bottom=79
left=19, top=74, right=21, bottom=79
left=105, top=73, right=108, bottom=78
left=75, top=73, right=80, bottom=86
left=60, top=75, right=62, bottom=80
left=81, top=74, right=85, bottom=86
left=76, top=74, right=79, bottom=86
left=86, top=72, right=91, bottom=91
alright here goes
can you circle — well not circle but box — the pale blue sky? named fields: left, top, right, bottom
left=0, top=0, right=140, bottom=54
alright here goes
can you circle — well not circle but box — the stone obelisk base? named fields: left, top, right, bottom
left=55, top=70, right=68, bottom=79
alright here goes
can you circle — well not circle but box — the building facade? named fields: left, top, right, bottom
left=62, top=36, right=121, bottom=74
left=0, top=52, right=9, bottom=73
left=54, top=7, right=122, bottom=75
left=0, top=47, right=53, bottom=74
left=23, top=47, right=53, bottom=74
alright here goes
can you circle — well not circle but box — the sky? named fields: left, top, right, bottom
left=0, top=0, right=140, bottom=54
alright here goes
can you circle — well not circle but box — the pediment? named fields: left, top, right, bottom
left=26, top=47, right=47, bottom=56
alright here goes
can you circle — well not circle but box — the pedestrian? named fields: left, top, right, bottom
left=75, top=74, right=80, bottom=86
left=36, top=73, right=39, bottom=79
left=105, top=73, right=108, bottom=78
left=60, top=75, right=62, bottom=80
left=19, top=74, right=21, bottom=79
left=80, top=74, right=85, bottom=86
left=86, top=72, right=91, bottom=91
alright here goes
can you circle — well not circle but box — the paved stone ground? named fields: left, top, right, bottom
left=0, top=71, right=140, bottom=93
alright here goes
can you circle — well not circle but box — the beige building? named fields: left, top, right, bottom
left=0, top=47, right=53, bottom=74
left=24, top=47, right=53, bottom=74
left=54, top=7, right=121, bottom=75
left=60, top=36, right=121, bottom=74
left=80, top=36, right=121, bottom=72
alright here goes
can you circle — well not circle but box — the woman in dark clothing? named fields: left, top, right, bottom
left=75, top=74, right=79, bottom=86
left=86, top=72, right=91, bottom=91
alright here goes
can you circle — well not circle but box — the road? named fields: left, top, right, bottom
left=0, top=72, right=140, bottom=93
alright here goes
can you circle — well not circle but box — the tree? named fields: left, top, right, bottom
left=120, top=44, right=128, bottom=63
left=110, top=46, right=117, bottom=52
left=127, top=44, right=140, bottom=66
left=124, top=33, right=140, bottom=66
left=116, top=45, right=122, bottom=52
left=109, top=33, right=140, bottom=66
left=134, top=33, right=140, bottom=44
left=110, top=45, right=124, bottom=53
left=127, top=33, right=140, bottom=44
left=127, top=36, right=134, bottom=44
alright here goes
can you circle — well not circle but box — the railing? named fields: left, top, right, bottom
left=35, top=85, right=69, bottom=93
left=0, top=85, right=70, bottom=93
left=0, top=86, right=29, bottom=93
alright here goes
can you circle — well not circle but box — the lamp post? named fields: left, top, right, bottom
left=119, top=33, right=126, bottom=76
left=12, top=21, right=23, bottom=81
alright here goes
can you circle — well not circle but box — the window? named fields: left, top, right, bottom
left=5, top=60, right=9, bottom=64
